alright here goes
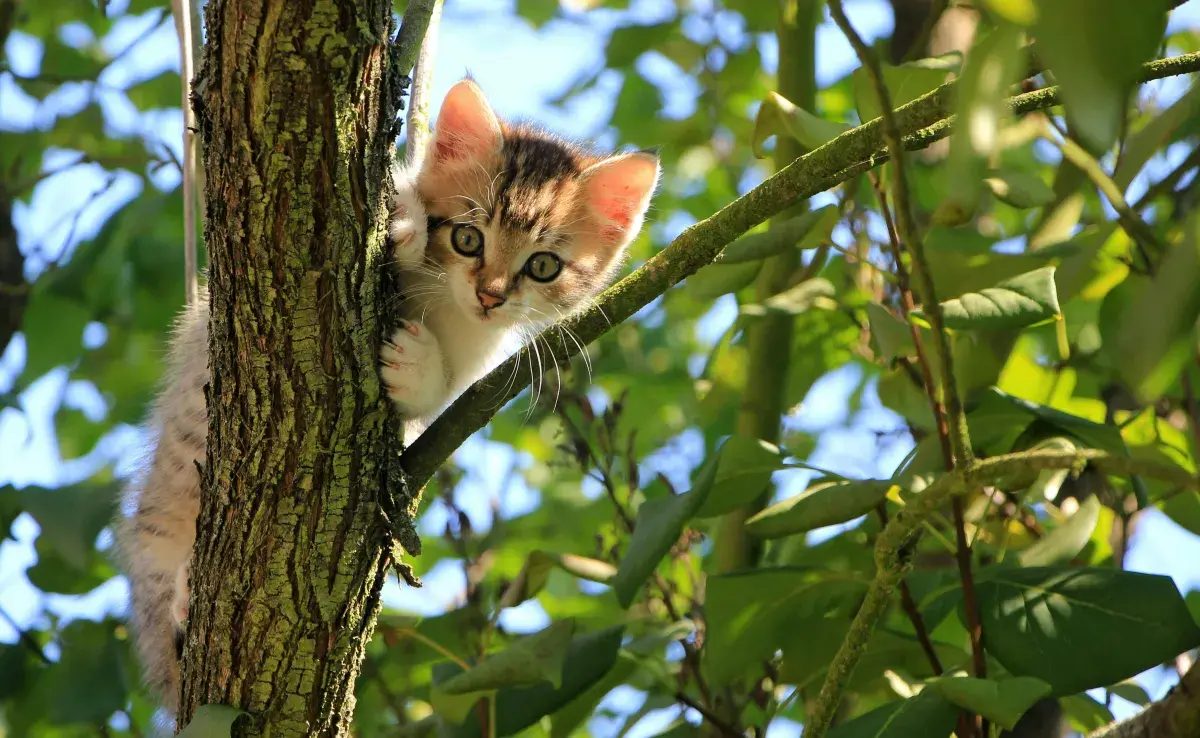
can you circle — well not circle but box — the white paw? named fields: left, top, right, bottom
left=389, top=180, right=428, bottom=266
left=381, top=319, right=448, bottom=419
left=171, top=563, right=190, bottom=628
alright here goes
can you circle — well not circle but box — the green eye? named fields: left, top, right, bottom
left=451, top=224, right=484, bottom=257
left=525, top=252, right=562, bottom=282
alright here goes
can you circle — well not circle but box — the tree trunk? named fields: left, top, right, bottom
left=180, top=0, right=420, bottom=732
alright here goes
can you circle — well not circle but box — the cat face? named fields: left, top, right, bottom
left=415, top=79, right=659, bottom=328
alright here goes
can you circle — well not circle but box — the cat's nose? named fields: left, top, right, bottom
left=476, top=290, right=506, bottom=310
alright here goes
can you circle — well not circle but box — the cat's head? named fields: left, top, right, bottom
left=414, top=79, right=659, bottom=328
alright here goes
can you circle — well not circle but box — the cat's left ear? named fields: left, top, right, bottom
left=581, top=151, right=660, bottom=246
left=427, top=79, right=503, bottom=168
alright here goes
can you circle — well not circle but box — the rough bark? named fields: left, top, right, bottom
left=180, top=0, right=420, bottom=733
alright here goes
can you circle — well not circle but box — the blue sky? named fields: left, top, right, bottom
left=3, top=0, right=1200, bottom=734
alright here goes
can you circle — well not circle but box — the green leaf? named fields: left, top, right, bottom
left=852, top=54, right=959, bottom=125
left=27, top=537, right=113, bottom=594
left=827, top=690, right=959, bottom=738
left=692, top=436, right=786, bottom=519
left=177, top=705, right=247, bottom=738
left=1109, top=681, right=1152, bottom=707
left=716, top=206, right=838, bottom=264
left=1017, top=496, right=1101, bottom=566
left=40, top=619, right=127, bottom=724
left=936, top=267, right=1060, bottom=331
left=684, top=261, right=762, bottom=301
left=752, top=91, right=850, bottom=157
left=982, top=0, right=1036, bottom=25
left=0, top=644, right=29, bottom=701
left=19, top=482, right=118, bottom=571
left=744, top=479, right=893, bottom=539
left=498, top=551, right=616, bottom=610
left=431, top=619, right=576, bottom=724
left=705, top=570, right=866, bottom=685
left=942, top=25, right=1026, bottom=220
left=125, top=70, right=183, bottom=110
left=780, top=618, right=964, bottom=691
left=605, top=22, right=674, bottom=68
left=1060, top=694, right=1114, bottom=732
left=977, top=567, right=1200, bottom=695
left=964, top=390, right=1136, bottom=497
left=985, top=169, right=1057, bottom=209
left=1162, top=492, right=1200, bottom=538
left=40, top=37, right=107, bottom=82
left=866, top=302, right=915, bottom=361
left=449, top=626, right=626, bottom=738
left=1111, top=213, right=1200, bottom=402
left=548, top=653, right=636, bottom=738
left=611, top=481, right=706, bottom=609
left=18, top=291, right=91, bottom=381
left=927, top=676, right=1052, bottom=731
left=1034, top=0, right=1170, bottom=149
left=516, top=0, right=558, bottom=27
left=740, top=278, right=835, bottom=317
left=613, top=436, right=789, bottom=607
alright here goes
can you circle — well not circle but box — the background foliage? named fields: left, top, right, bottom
left=2, top=0, right=1200, bottom=736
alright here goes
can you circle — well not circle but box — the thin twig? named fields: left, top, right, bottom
left=827, top=2, right=985, bottom=734
left=0, top=602, right=50, bottom=664
left=404, top=0, right=442, bottom=168
left=171, top=0, right=199, bottom=306
left=950, top=497, right=985, bottom=680
left=1183, top=365, right=1200, bottom=476
left=1048, top=132, right=1164, bottom=256
left=675, top=691, right=742, bottom=738
left=828, top=1, right=972, bottom=466
left=838, top=7, right=985, bottom=730
left=872, top=173, right=979, bottom=732
left=1132, top=144, right=1200, bottom=213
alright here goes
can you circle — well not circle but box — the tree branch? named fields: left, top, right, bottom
left=399, top=51, right=1200, bottom=491
left=393, top=0, right=439, bottom=86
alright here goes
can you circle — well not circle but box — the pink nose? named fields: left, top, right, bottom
left=476, top=290, right=506, bottom=310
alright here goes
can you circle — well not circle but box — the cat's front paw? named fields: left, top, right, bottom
left=171, top=562, right=190, bottom=628
left=388, top=181, right=428, bottom=266
left=381, top=319, right=448, bottom=419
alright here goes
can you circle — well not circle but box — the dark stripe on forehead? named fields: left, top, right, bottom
left=494, top=128, right=584, bottom=233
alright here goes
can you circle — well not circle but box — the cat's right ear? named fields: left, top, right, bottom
left=427, top=80, right=502, bottom=168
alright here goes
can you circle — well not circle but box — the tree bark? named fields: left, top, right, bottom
left=180, top=0, right=422, bottom=733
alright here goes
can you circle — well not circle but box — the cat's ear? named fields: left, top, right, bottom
left=581, top=151, right=660, bottom=246
left=428, top=79, right=502, bottom=167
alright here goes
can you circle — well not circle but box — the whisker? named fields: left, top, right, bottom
left=526, top=328, right=544, bottom=417
left=540, top=333, right=563, bottom=414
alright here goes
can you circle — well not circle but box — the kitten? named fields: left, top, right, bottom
left=116, top=78, right=659, bottom=711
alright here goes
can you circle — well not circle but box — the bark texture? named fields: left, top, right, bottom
left=181, top=0, right=419, bottom=733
